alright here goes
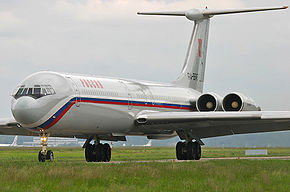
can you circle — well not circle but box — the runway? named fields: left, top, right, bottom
left=107, top=156, right=290, bottom=164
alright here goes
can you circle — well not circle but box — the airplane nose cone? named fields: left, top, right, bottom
left=11, top=97, right=41, bottom=125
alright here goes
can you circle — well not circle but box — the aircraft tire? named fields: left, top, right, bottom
left=94, top=144, right=102, bottom=162
left=85, top=144, right=94, bottom=162
left=103, top=143, right=111, bottom=162
left=46, top=150, right=54, bottom=161
left=194, top=142, right=201, bottom=160
left=176, top=142, right=186, bottom=160
left=38, top=151, right=46, bottom=162
left=186, top=142, right=196, bottom=160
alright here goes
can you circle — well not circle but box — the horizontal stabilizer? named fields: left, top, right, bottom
left=203, top=6, right=288, bottom=16
left=138, top=6, right=288, bottom=21
left=137, top=11, right=185, bottom=16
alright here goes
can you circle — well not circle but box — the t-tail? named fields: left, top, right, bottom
left=138, top=6, right=288, bottom=92
left=11, top=135, right=18, bottom=147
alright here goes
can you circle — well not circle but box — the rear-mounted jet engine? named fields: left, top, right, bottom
left=222, top=92, right=261, bottom=111
left=196, top=93, right=223, bottom=112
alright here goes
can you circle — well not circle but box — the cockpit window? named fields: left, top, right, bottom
left=28, top=88, right=33, bottom=95
left=22, top=88, right=28, bottom=95
left=34, top=88, right=41, bottom=95
left=15, top=88, right=24, bottom=96
left=42, top=88, right=47, bottom=95
left=13, top=85, right=56, bottom=99
left=46, top=88, right=51, bottom=95
left=50, top=88, right=55, bottom=94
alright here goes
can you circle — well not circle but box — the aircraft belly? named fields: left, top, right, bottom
left=47, top=102, right=134, bottom=136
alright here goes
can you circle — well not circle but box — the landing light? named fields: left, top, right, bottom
left=40, top=137, right=47, bottom=142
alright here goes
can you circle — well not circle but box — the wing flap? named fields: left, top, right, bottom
left=203, top=6, right=288, bottom=16
left=135, top=111, right=290, bottom=139
left=136, top=111, right=262, bottom=124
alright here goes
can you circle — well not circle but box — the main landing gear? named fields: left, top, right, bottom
left=85, top=142, right=111, bottom=162
left=38, top=132, right=54, bottom=162
left=176, top=141, right=201, bottom=160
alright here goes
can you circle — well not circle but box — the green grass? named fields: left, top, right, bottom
left=0, top=147, right=289, bottom=162
left=0, top=147, right=289, bottom=192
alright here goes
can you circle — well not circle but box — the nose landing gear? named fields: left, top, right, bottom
left=38, top=132, right=54, bottom=162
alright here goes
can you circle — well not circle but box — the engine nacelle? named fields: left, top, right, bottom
left=222, top=92, right=261, bottom=112
left=196, top=93, right=223, bottom=112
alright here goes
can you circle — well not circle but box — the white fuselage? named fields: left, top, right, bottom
left=11, top=71, right=201, bottom=138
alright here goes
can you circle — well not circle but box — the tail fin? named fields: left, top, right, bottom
left=145, top=140, right=152, bottom=146
left=174, top=18, right=209, bottom=92
left=138, top=6, right=288, bottom=92
left=11, top=136, right=18, bottom=147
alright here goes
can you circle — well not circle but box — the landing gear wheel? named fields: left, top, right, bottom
left=194, top=142, right=201, bottom=160
left=176, top=141, right=202, bottom=161
left=85, top=144, right=94, bottom=162
left=84, top=140, right=112, bottom=162
left=38, top=151, right=46, bottom=162
left=46, top=150, right=54, bottom=161
left=186, top=142, right=196, bottom=160
left=94, top=144, right=102, bottom=162
left=103, top=143, right=111, bottom=162
left=176, top=142, right=186, bottom=160
left=38, top=132, right=52, bottom=162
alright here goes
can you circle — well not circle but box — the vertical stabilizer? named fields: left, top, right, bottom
left=137, top=6, right=287, bottom=92
left=145, top=140, right=152, bottom=146
left=173, top=19, right=210, bottom=92
left=11, top=136, right=18, bottom=147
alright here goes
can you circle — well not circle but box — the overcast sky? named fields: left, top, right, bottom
left=0, top=0, right=289, bottom=117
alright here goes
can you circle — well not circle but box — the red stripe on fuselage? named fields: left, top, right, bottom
left=42, top=101, right=76, bottom=130
left=81, top=100, right=190, bottom=110
left=40, top=99, right=190, bottom=130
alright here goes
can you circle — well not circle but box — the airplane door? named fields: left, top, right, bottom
left=143, top=88, right=155, bottom=108
left=128, top=93, right=132, bottom=110
left=67, top=77, right=80, bottom=107
left=119, top=81, right=131, bottom=110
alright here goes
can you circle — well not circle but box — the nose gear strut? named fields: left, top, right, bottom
left=38, top=131, right=54, bottom=162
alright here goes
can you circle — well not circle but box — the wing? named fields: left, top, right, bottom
left=0, top=118, right=32, bottom=135
left=136, top=111, right=290, bottom=140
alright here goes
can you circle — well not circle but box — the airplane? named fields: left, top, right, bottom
left=132, top=140, right=152, bottom=147
left=0, top=6, right=289, bottom=162
left=144, top=140, right=152, bottom=147
left=0, top=136, right=18, bottom=147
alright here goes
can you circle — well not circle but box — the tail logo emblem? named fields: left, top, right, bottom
left=198, top=38, right=202, bottom=57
